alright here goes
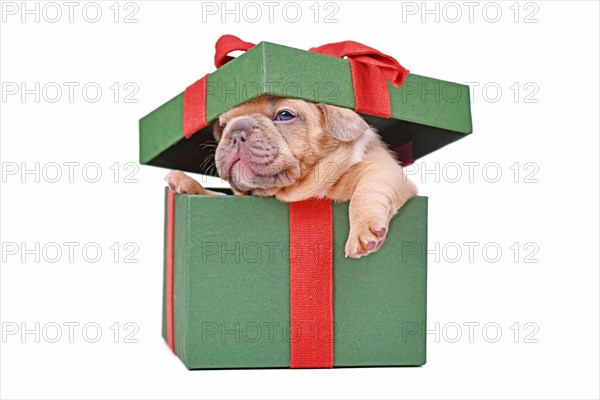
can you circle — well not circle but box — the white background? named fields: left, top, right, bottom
left=1, top=1, right=598, bottom=399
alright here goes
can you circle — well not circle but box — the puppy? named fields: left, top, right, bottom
left=166, top=95, right=417, bottom=258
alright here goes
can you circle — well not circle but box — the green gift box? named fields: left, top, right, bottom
left=141, top=35, right=473, bottom=369
left=162, top=191, right=428, bottom=369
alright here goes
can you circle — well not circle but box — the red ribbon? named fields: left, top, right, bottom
left=182, top=74, right=209, bottom=138
left=214, top=34, right=256, bottom=68
left=166, top=190, right=175, bottom=353
left=309, top=41, right=409, bottom=117
left=289, top=198, right=334, bottom=368
left=182, top=35, right=409, bottom=138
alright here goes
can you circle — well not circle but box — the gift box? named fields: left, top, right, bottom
left=162, top=191, right=428, bottom=369
left=141, top=35, right=473, bottom=369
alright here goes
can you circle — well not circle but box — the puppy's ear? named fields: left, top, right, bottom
left=317, top=103, right=369, bottom=142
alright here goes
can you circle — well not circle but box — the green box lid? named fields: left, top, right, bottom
left=140, top=41, right=473, bottom=175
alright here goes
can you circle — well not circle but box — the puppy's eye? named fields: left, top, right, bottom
left=275, top=110, right=296, bottom=121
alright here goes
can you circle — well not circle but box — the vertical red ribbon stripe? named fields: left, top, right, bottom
left=166, top=190, right=175, bottom=353
left=289, top=198, right=334, bottom=368
left=182, top=74, right=210, bottom=139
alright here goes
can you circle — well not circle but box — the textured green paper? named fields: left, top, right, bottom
left=162, top=191, right=428, bottom=369
left=140, top=41, right=473, bottom=174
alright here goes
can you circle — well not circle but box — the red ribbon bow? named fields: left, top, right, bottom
left=309, top=41, right=409, bottom=117
left=182, top=35, right=409, bottom=138
left=214, top=34, right=256, bottom=68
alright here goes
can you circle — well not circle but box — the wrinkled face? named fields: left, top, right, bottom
left=214, top=95, right=368, bottom=194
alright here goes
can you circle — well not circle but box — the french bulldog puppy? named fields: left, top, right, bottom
left=165, top=95, right=417, bottom=258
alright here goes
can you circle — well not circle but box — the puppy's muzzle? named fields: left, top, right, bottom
left=215, top=112, right=298, bottom=192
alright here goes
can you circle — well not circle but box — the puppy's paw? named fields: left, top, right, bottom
left=344, top=220, right=389, bottom=259
left=164, top=170, right=207, bottom=195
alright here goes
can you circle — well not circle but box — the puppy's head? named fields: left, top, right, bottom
left=214, top=95, right=369, bottom=194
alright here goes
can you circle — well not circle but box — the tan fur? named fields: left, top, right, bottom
left=165, top=95, right=417, bottom=258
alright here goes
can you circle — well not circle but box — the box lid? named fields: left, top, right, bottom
left=139, top=40, right=473, bottom=175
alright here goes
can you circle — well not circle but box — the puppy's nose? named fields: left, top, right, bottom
left=228, top=117, right=256, bottom=149
left=231, top=130, right=248, bottom=148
